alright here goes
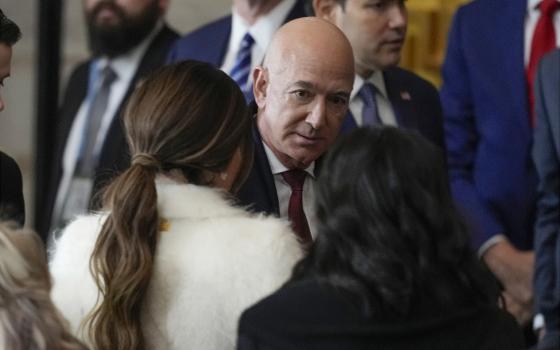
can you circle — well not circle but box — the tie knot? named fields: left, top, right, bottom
left=281, top=169, right=307, bottom=191
left=540, top=0, right=559, bottom=15
left=241, top=33, right=255, bottom=49
left=358, top=82, right=377, bottom=107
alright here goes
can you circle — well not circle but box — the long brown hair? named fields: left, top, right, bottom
left=85, top=60, right=253, bottom=350
left=0, top=222, right=87, bottom=350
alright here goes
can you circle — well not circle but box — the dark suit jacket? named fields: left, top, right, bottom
left=237, top=119, right=279, bottom=217
left=166, top=0, right=307, bottom=66
left=440, top=0, right=537, bottom=250
left=341, top=67, right=445, bottom=151
left=0, top=151, right=25, bottom=226
left=237, top=279, right=524, bottom=350
left=37, top=25, right=179, bottom=239
left=533, top=49, right=560, bottom=346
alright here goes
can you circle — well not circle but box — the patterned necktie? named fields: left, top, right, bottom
left=281, top=169, right=312, bottom=245
left=230, top=33, right=255, bottom=101
left=359, top=82, right=381, bottom=126
left=527, top=0, right=559, bottom=126
left=76, top=65, right=117, bottom=176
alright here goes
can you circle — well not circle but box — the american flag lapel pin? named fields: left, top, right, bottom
left=400, top=91, right=411, bottom=101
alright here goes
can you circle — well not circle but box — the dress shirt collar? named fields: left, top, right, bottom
left=350, top=70, right=388, bottom=102
left=528, top=0, right=560, bottom=11
left=262, top=141, right=316, bottom=179
left=230, top=0, right=296, bottom=59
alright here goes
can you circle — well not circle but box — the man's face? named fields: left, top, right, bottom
left=331, top=0, right=407, bottom=75
left=0, top=43, right=13, bottom=112
left=84, top=0, right=163, bottom=57
left=254, top=48, right=353, bottom=169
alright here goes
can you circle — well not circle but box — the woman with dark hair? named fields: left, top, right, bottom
left=237, top=127, right=524, bottom=350
left=49, top=60, right=302, bottom=350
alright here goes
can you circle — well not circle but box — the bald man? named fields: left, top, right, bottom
left=236, top=17, right=354, bottom=245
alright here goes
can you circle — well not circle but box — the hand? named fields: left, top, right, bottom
left=501, top=290, right=533, bottom=326
left=484, top=240, right=534, bottom=325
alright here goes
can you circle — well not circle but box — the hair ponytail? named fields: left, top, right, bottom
left=85, top=160, right=159, bottom=350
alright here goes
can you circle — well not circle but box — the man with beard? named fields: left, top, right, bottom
left=167, top=0, right=308, bottom=101
left=38, top=0, right=178, bottom=239
left=312, top=0, right=444, bottom=150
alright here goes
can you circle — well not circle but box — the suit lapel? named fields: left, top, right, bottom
left=250, top=122, right=280, bottom=215
left=495, top=0, right=529, bottom=132
left=383, top=69, right=417, bottom=130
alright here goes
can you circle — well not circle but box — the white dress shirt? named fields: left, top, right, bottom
left=220, top=0, right=296, bottom=74
left=262, top=142, right=318, bottom=240
left=349, top=71, right=397, bottom=127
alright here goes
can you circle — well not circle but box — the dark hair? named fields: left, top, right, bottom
left=292, top=127, right=499, bottom=320
left=85, top=60, right=253, bottom=350
left=0, top=9, right=21, bottom=46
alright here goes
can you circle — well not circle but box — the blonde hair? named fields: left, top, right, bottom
left=0, top=222, right=87, bottom=350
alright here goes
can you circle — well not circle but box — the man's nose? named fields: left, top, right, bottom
left=305, top=99, right=326, bottom=130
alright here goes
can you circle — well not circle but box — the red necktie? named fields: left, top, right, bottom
left=281, top=169, right=312, bottom=245
left=527, top=0, right=559, bottom=127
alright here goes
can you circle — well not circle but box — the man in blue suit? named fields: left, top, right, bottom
left=167, top=0, right=308, bottom=97
left=533, top=49, right=560, bottom=350
left=312, top=0, right=444, bottom=150
left=441, top=0, right=559, bottom=329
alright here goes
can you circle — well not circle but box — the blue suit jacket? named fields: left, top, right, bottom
left=166, top=0, right=308, bottom=66
left=341, top=67, right=445, bottom=150
left=533, top=49, right=560, bottom=342
left=440, top=0, right=537, bottom=250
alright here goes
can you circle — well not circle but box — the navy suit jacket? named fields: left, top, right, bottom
left=533, top=49, right=560, bottom=342
left=341, top=67, right=445, bottom=151
left=440, top=0, right=537, bottom=250
left=166, top=0, right=308, bottom=66
left=237, top=118, right=279, bottom=217
left=38, top=25, right=179, bottom=239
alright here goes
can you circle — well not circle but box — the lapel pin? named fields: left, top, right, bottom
left=400, top=91, right=411, bottom=101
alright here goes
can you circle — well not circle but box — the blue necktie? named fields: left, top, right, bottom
left=229, top=33, right=255, bottom=100
left=359, top=82, right=381, bottom=126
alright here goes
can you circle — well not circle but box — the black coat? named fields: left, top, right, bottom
left=0, top=151, right=25, bottom=226
left=237, top=279, right=524, bottom=350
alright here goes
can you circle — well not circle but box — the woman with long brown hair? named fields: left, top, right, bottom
left=49, top=60, right=302, bottom=350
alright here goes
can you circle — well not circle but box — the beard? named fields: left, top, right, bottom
left=86, top=0, right=160, bottom=58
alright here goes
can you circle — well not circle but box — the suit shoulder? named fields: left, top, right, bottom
left=386, top=67, right=438, bottom=94
left=171, top=16, right=230, bottom=50
left=0, top=151, right=21, bottom=176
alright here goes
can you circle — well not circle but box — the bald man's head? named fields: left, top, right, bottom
left=253, top=17, right=354, bottom=169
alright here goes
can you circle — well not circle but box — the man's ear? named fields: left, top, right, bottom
left=313, top=0, right=340, bottom=22
left=252, top=66, right=268, bottom=109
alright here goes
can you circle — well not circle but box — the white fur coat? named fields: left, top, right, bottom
left=49, top=182, right=303, bottom=350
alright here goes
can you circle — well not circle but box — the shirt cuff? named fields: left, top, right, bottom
left=478, top=234, right=508, bottom=258
left=534, top=313, right=545, bottom=331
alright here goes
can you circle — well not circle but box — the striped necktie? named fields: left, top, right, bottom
left=230, top=33, right=255, bottom=100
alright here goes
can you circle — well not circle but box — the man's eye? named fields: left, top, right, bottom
left=292, top=90, right=311, bottom=99
left=329, top=95, right=348, bottom=106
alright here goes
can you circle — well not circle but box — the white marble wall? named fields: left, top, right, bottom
left=0, top=0, right=231, bottom=225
